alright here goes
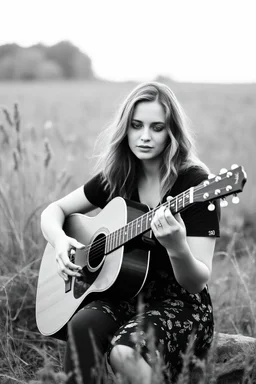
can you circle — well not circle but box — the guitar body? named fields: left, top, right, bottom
left=36, top=197, right=151, bottom=339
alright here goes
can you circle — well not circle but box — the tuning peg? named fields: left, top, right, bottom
left=219, top=168, right=228, bottom=174
left=208, top=173, right=216, bottom=180
left=220, top=198, right=228, bottom=208
left=231, top=164, right=239, bottom=170
left=208, top=202, right=215, bottom=211
left=232, top=194, right=240, bottom=204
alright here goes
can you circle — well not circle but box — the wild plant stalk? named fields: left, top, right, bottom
left=228, top=234, right=256, bottom=335
left=0, top=103, right=71, bottom=383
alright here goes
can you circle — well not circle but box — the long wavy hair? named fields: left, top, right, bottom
left=93, top=82, right=208, bottom=202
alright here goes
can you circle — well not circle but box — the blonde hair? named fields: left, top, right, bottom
left=93, top=82, right=208, bottom=202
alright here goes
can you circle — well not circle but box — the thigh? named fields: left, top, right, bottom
left=68, top=299, right=125, bottom=343
left=107, top=302, right=213, bottom=381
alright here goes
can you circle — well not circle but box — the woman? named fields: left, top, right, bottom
left=40, top=82, right=220, bottom=383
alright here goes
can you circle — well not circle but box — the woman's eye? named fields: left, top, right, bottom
left=131, top=122, right=142, bottom=129
left=153, top=124, right=164, bottom=131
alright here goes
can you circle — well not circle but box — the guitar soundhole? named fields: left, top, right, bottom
left=88, top=233, right=106, bottom=269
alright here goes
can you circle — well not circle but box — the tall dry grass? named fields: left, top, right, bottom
left=0, top=81, right=256, bottom=383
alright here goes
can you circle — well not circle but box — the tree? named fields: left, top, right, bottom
left=0, top=43, right=19, bottom=60
left=45, top=41, right=94, bottom=79
left=35, top=60, right=63, bottom=79
left=0, top=41, right=95, bottom=80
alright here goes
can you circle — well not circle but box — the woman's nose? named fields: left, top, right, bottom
left=140, top=127, right=151, bottom=141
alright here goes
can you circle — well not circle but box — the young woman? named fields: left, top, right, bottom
left=40, top=82, right=220, bottom=383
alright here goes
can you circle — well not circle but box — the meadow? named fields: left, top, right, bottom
left=0, top=79, right=256, bottom=383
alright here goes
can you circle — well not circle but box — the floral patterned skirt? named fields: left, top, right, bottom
left=83, top=275, right=214, bottom=381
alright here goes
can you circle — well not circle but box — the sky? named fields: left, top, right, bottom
left=0, top=0, right=256, bottom=83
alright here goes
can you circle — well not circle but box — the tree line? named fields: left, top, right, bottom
left=0, top=41, right=95, bottom=80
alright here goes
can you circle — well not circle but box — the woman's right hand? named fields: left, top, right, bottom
left=54, top=234, right=85, bottom=281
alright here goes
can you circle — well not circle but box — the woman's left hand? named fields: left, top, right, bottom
left=151, top=197, right=187, bottom=253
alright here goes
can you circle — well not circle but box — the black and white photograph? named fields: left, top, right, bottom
left=0, top=1, right=255, bottom=383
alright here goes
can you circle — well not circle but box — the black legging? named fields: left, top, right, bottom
left=64, top=307, right=120, bottom=384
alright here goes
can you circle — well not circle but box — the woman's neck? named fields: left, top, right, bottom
left=139, top=159, right=161, bottom=182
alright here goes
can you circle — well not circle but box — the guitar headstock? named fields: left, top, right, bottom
left=193, top=165, right=247, bottom=210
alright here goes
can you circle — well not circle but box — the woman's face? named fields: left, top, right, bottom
left=127, top=100, right=169, bottom=163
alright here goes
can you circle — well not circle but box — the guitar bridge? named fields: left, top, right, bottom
left=64, top=248, right=76, bottom=293
left=65, top=277, right=72, bottom=293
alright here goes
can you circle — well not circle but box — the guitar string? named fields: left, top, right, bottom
left=75, top=174, right=233, bottom=264
left=80, top=177, right=232, bottom=264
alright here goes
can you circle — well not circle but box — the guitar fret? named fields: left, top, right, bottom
left=136, top=218, right=139, bottom=236
left=122, top=226, right=125, bottom=245
left=108, top=233, right=112, bottom=252
left=112, top=231, right=116, bottom=249
left=116, top=228, right=120, bottom=248
left=105, top=235, right=109, bottom=253
left=132, top=220, right=136, bottom=238
left=127, top=221, right=131, bottom=241
left=118, top=227, right=122, bottom=247
left=130, top=221, right=133, bottom=240
left=129, top=222, right=133, bottom=240
left=130, top=221, right=134, bottom=239
left=139, top=214, right=143, bottom=234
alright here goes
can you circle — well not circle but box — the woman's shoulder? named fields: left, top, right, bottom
left=171, top=165, right=209, bottom=196
left=83, top=172, right=110, bottom=209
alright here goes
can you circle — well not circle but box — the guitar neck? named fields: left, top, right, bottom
left=105, top=187, right=194, bottom=254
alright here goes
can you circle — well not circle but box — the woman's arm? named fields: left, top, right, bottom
left=41, top=185, right=96, bottom=246
left=41, top=185, right=97, bottom=280
left=151, top=205, right=216, bottom=293
left=167, top=236, right=215, bottom=293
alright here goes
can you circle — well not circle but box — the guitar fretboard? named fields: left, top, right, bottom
left=105, top=187, right=194, bottom=253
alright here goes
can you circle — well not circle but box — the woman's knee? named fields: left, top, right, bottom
left=109, top=345, right=152, bottom=383
left=109, top=345, right=136, bottom=370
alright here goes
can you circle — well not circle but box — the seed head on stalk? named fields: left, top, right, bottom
left=2, top=107, right=13, bottom=126
left=0, top=123, right=10, bottom=145
left=44, top=137, right=53, bottom=168
left=14, top=102, right=20, bottom=133
left=13, top=149, right=19, bottom=171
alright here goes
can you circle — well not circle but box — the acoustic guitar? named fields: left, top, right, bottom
left=36, top=165, right=247, bottom=339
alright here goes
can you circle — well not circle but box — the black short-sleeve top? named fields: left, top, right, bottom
left=83, top=166, right=220, bottom=238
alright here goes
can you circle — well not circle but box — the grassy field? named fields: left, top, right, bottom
left=0, top=80, right=256, bottom=383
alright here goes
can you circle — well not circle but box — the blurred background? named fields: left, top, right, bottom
left=0, top=0, right=256, bottom=382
